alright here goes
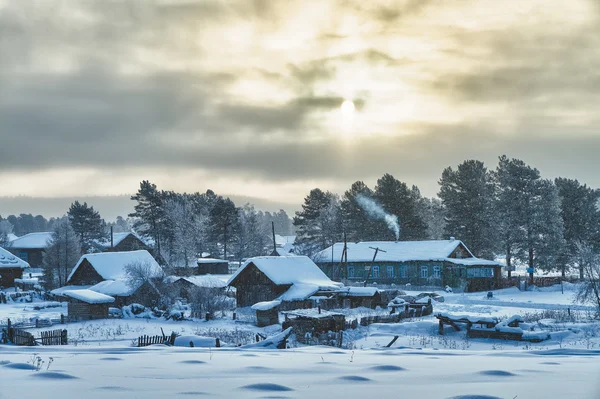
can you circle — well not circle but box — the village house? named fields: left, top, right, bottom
left=63, top=289, right=115, bottom=321
left=54, top=250, right=164, bottom=307
left=165, top=274, right=229, bottom=302
left=6, top=232, right=53, bottom=268
left=91, top=231, right=150, bottom=253
left=227, top=256, right=343, bottom=309
left=171, top=258, right=229, bottom=277
left=0, top=246, right=30, bottom=288
left=314, top=239, right=503, bottom=292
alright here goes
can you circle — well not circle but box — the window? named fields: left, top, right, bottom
left=400, top=265, right=408, bottom=278
left=386, top=265, right=394, bottom=278
left=467, top=268, right=493, bottom=278
left=18, top=252, right=28, bottom=262
left=372, top=266, right=380, bottom=279
left=433, top=266, right=441, bottom=279
left=347, top=265, right=355, bottom=278
left=420, top=265, right=429, bottom=279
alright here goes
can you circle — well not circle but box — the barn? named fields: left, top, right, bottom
left=57, top=250, right=164, bottom=307
left=0, top=247, right=30, bottom=288
left=172, top=258, right=229, bottom=276
left=6, top=232, right=53, bottom=268
left=314, top=239, right=503, bottom=292
left=64, top=289, right=115, bottom=321
left=165, top=275, right=229, bottom=301
left=227, top=256, right=343, bottom=308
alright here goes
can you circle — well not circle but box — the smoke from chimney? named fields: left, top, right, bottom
left=355, top=194, right=400, bottom=240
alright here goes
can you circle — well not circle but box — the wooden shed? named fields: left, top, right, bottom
left=64, top=289, right=115, bottom=321
left=252, top=300, right=281, bottom=327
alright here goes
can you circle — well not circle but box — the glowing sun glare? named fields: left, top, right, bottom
left=341, top=99, right=355, bottom=115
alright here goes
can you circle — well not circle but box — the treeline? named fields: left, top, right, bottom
left=294, top=155, right=600, bottom=278
left=128, top=181, right=294, bottom=267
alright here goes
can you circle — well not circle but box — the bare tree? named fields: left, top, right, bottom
left=124, top=260, right=164, bottom=290
left=574, top=243, right=600, bottom=317
left=42, top=219, right=82, bottom=289
left=189, top=281, right=232, bottom=315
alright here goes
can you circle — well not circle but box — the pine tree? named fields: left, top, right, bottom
left=67, top=201, right=107, bottom=253
left=555, top=178, right=600, bottom=278
left=293, top=189, right=341, bottom=256
left=42, top=219, right=82, bottom=289
left=373, top=174, right=428, bottom=241
left=129, top=180, right=166, bottom=253
left=438, top=160, right=497, bottom=258
left=340, top=181, right=382, bottom=241
left=494, top=156, right=565, bottom=279
left=207, top=196, right=239, bottom=260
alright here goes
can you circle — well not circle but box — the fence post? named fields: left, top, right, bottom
left=62, top=329, right=68, bottom=345
left=215, top=338, right=220, bottom=348
left=233, top=312, right=236, bottom=321
left=61, top=314, right=65, bottom=324
left=35, top=319, right=39, bottom=328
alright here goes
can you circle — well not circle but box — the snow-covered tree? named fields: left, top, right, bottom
left=129, top=180, right=166, bottom=253
left=233, top=204, right=268, bottom=261
left=555, top=178, right=600, bottom=278
left=207, top=196, right=239, bottom=260
left=163, top=197, right=207, bottom=268
left=67, top=201, right=107, bottom=253
left=42, top=219, right=82, bottom=289
left=294, top=189, right=342, bottom=256
left=438, top=160, right=497, bottom=258
left=417, top=197, right=446, bottom=240
left=574, top=243, right=600, bottom=316
left=0, top=219, right=14, bottom=248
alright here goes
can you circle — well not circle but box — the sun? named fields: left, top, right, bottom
left=341, top=99, right=355, bottom=115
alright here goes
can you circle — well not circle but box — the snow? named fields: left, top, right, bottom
left=314, top=240, right=501, bottom=266
left=166, top=275, right=229, bottom=289
left=63, top=289, right=115, bottom=304
left=67, top=250, right=162, bottom=282
left=6, top=232, right=53, bottom=249
left=336, top=287, right=379, bottom=297
left=51, top=285, right=92, bottom=297
left=196, top=257, right=228, bottom=264
left=174, top=335, right=222, bottom=348
left=88, top=280, right=137, bottom=297
left=251, top=300, right=281, bottom=311
left=0, top=247, right=29, bottom=269
left=284, top=308, right=344, bottom=319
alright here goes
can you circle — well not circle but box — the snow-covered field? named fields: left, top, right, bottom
left=1, top=285, right=599, bottom=398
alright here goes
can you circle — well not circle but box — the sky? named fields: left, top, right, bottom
left=1, top=0, right=600, bottom=220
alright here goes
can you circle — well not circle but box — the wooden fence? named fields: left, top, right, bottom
left=40, top=329, right=68, bottom=346
left=0, top=316, right=65, bottom=331
left=137, top=333, right=177, bottom=347
left=10, top=329, right=36, bottom=346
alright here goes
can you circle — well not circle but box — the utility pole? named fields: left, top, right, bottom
left=272, top=222, right=277, bottom=255
left=364, top=246, right=387, bottom=287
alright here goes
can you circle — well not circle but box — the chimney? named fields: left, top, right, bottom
left=449, top=236, right=455, bottom=242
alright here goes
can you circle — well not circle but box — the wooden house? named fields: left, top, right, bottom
left=227, top=256, right=343, bottom=308
left=57, top=250, right=164, bottom=307
left=0, top=247, right=30, bottom=288
left=91, top=232, right=150, bottom=253
left=315, top=239, right=503, bottom=292
left=6, top=232, right=53, bottom=268
left=165, top=275, right=228, bottom=301
left=172, top=258, right=229, bottom=276
left=64, top=289, right=115, bottom=321
left=252, top=300, right=281, bottom=327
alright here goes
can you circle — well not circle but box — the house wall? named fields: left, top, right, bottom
left=67, top=260, right=105, bottom=285
left=197, top=262, right=229, bottom=275
left=318, top=261, right=501, bottom=292
left=0, top=268, right=24, bottom=288
left=68, top=301, right=109, bottom=321
left=9, top=248, right=44, bottom=268
left=229, top=263, right=289, bottom=307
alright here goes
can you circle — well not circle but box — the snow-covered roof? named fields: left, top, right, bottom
left=314, top=240, right=502, bottom=267
left=51, top=285, right=92, bottom=296
left=93, top=232, right=143, bottom=250
left=229, top=256, right=340, bottom=288
left=89, top=280, right=136, bottom=297
left=7, top=232, right=53, bottom=249
left=336, top=287, right=380, bottom=297
left=251, top=300, right=281, bottom=311
left=166, top=274, right=229, bottom=289
left=197, top=258, right=228, bottom=264
left=7, top=233, right=18, bottom=242
left=67, top=250, right=163, bottom=283
left=228, top=256, right=343, bottom=302
left=64, top=289, right=115, bottom=304
left=0, top=247, right=29, bottom=269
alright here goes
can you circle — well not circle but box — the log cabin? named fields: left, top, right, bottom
left=6, top=232, right=53, bottom=268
